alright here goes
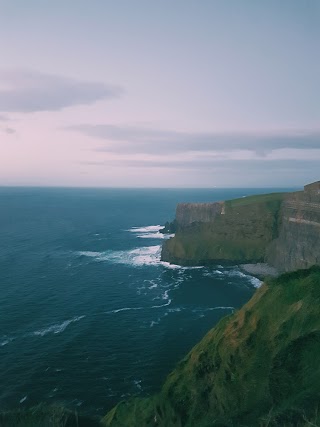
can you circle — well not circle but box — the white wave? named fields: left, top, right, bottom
left=133, top=379, right=142, bottom=390
left=167, top=307, right=182, bottom=313
left=129, top=225, right=163, bottom=233
left=151, top=299, right=172, bottom=309
left=248, top=276, right=262, bottom=288
left=19, top=396, right=27, bottom=403
left=150, top=319, right=159, bottom=327
left=1, top=337, right=14, bottom=347
left=143, top=279, right=159, bottom=289
left=128, top=225, right=174, bottom=240
left=128, top=246, right=162, bottom=266
left=162, top=290, right=169, bottom=300
left=137, top=232, right=175, bottom=239
left=136, top=232, right=164, bottom=239
left=160, top=261, right=204, bottom=270
left=109, top=292, right=172, bottom=314
left=78, top=251, right=101, bottom=258
left=77, top=245, right=162, bottom=267
left=226, top=269, right=247, bottom=278
left=203, top=269, right=224, bottom=277
left=31, top=315, right=85, bottom=337
left=77, top=246, right=205, bottom=271
left=106, top=306, right=144, bottom=314
left=226, top=269, right=262, bottom=288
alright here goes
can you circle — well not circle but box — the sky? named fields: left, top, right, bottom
left=0, top=0, right=319, bottom=188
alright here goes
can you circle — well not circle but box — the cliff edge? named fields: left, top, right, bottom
left=161, top=182, right=320, bottom=272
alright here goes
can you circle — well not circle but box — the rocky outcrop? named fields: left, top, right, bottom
left=162, top=182, right=320, bottom=272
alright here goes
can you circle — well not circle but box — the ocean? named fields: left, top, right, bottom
left=0, top=187, right=290, bottom=416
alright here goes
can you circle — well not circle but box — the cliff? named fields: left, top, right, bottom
left=175, top=202, right=224, bottom=229
left=103, top=266, right=320, bottom=426
left=266, top=190, right=320, bottom=271
left=161, top=183, right=320, bottom=272
left=161, top=192, right=284, bottom=267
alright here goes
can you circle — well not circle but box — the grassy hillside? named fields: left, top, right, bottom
left=103, top=266, right=320, bottom=427
left=162, top=193, right=285, bottom=265
left=0, top=404, right=102, bottom=427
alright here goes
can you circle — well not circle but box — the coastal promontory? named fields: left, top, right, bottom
left=161, top=181, right=320, bottom=273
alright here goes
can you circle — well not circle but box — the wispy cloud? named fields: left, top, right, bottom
left=0, top=70, right=123, bottom=113
left=3, top=127, right=16, bottom=134
left=68, top=124, right=320, bottom=155
left=80, top=158, right=320, bottom=171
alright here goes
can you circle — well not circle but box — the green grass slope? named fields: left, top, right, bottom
left=0, top=404, right=102, bottom=427
left=161, top=193, right=285, bottom=265
left=103, top=266, right=320, bottom=427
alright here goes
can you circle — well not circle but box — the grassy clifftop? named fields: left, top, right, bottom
left=103, top=266, right=320, bottom=427
left=161, top=193, right=285, bottom=265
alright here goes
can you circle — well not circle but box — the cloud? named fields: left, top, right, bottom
left=4, top=127, right=16, bottom=134
left=68, top=124, right=320, bottom=155
left=80, top=158, right=320, bottom=171
left=0, top=70, right=123, bottom=112
left=0, top=114, right=9, bottom=121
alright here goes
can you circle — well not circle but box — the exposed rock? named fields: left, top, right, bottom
left=162, top=182, right=320, bottom=272
left=240, top=263, right=278, bottom=278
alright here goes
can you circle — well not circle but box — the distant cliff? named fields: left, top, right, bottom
left=161, top=182, right=320, bottom=272
left=161, top=192, right=284, bottom=267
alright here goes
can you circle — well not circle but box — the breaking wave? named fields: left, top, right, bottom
left=77, top=246, right=202, bottom=270
left=225, top=269, right=262, bottom=288
left=128, top=224, right=174, bottom=239
left=78, top=245, right=162, bottom=267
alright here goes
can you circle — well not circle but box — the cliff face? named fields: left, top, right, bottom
left=162, top=184, right=320, bottom=272
left=103, top=267, right=320, bottom=426
left=267, top=191, right=320, bottom=271
left=175, top=202, right=223, bottom=229
left=161, top=193, right=284, bottom=266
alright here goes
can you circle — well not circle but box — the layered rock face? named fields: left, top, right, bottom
left=161, top=193, right=284, bottom=266
left=267, top=189, right=320, bottom=271
left=162, top=183, right=320, bottom=272
left=175, top=202, right=223, bottom=229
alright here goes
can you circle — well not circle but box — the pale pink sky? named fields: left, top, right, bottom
left=0, top=1, right=319, bottom=187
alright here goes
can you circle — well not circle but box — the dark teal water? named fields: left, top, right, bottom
left=0, top=187, right=291, bottom=416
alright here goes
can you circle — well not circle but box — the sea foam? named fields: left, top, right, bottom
left=128, top=224, right=174, bottom=239
left=31, top=315, right=85, bottom=337
left=78, top=245, right=162, bottom=267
